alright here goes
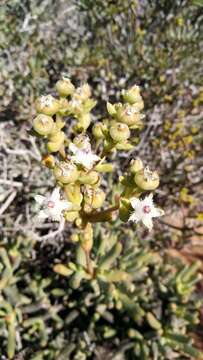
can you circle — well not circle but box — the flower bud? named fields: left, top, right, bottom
left=130, top=158, right=143, bottom=174
left=75, top=113, right=91, bottom=131
left=122, top=85, right=143, bottom=106
left=92, top=123, right=105, bottom=139
left=109, top=123, right=130, bottom=142
left=116, top=105, right=142, bottom=126
left=64, top=184, right=83, bottom=206
left=47, top=131, right=65, bottom=153
left=33, top=114, right=54, bottom=136
left=134, top=166, right=159, bottom=190
left=84, top=187, right=106, bottom=209
left=35, top=95, right=59, bottom=116
left=53, top=162, right=79, bottom=184
left=56, top=78, right=75, bottom=96
left=91, top=189, right=106, bottom=209
left=49, top=130, right=65, bottom=143
left=107, top=102, right=117, bottom=116
left=74, top=83, right=91, bottom=101
left=79, top=171, right=99, bottom=185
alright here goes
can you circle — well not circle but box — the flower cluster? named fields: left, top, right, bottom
left=32, top=79, right=164, bottom=260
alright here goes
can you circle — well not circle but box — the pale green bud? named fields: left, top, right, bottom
left=49, top=130, right=64, bottom=142
left=53, top=162, right=79, bottom=184
left=109, top=123, right=130, bottom=142
left=64, top=184, right=83, bottom=206
left=58, top=98, right=69, bottom=115
left=107, top=102, right=117, bottom=116
left=116, top=105, right=142, bottom=126
left=74, top=83, right=91, bottom=101
left=47, top=131, right=65, bottom=152
left=75, top=113, right=91, bottom=131
left=115, top=142, right=134, bottom=150
left=130, top=158, right=143, bottom=174
left=33, top=114, right=54, bottom=136
left=122, top=85, right=143, bottom=107
left=92, top=189, right=106, bottom=209
left=56, top=78, right=75, bottom=96
left=79, top=171, right=99, bottom=185
left=134, top=166, right=159, bottom=190
left=95, top=163, right=114, bottom=172
left=92, top=123, right=105, bottom=139
left=35, top=95, right=59, bottom=116
left=84, top=187, right=106, bottom=209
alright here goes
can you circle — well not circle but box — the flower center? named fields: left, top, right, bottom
left=47, top=200, right=55, bottom=208
left=143, top=205, right=151, bottom=214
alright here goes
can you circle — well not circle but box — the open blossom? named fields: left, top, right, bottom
left=34, top=187, right=73, bottom=222
left=128, top=193, right=164, bottom=231
left=69, top=137, right=100, bottom=170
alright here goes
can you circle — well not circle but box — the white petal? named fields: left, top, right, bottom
left=128, top=212, right=139, bottom=222
left=34, top=195, right=45, bottom=205
left=49, top=213, right=62, bottom=222
left=69, top=143, right=79, bottom=155
left=151, top=207, right=165, bottom=218
left=130, top=197, right=141, bottom=210
left=142, top=216, right=153, bottom=231
left=142, top=193, right=153, bottom=207
left=38, top=210, right=48, bottom=219
left=51, top=187, right=61, bottom=202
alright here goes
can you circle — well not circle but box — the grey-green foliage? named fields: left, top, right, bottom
left=0, top=230, right=202, bottom=359
left=0, top=0, right=202, bottom=120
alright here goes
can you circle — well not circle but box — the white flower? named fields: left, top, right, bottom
left=128, top=193, right=164, bottom=231
left=34, top=187, right=73, bottom=222
left=69, top=137, right=100, bottom=170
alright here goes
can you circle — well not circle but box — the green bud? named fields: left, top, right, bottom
left=79, top=171, right=99, bottom=185
left=130, top=158, right=143, bottom=174
left=56, top=77, right=75, bottom=96
left=115, top=142, right=134, bottom=150
left=122, top=85, right=143, bottom=108
left=134, top=166, right=159, bottom=190
left=95, top=163, right=114, bottom=172
left=53, top=162, right=79, bottom=184
left=109, top=122, right=130, bottom=142
left=33, top=114, right=54, bottom=136
left=83, top=98, right=97, bottom=113
left=74, top=83, right=91, bottom=101
left=84, top=188, right=106, bottom=209
left=75, top=113, right=91, bottom=131
left=107, top=102, right=117, bottom=116
left=64, top=184, right=83, bottom=206
left=35, top=95, right=59, bottom=116
left=116, top=105, right=142, bottom=126
left=47, top=131, right=65, bottom=153
left=92, top=123, right=105, bottom=139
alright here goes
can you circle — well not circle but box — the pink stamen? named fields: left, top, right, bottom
left=47, top=201, right=55, bottom=208
left=143, top=205, right=151, bottom=214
